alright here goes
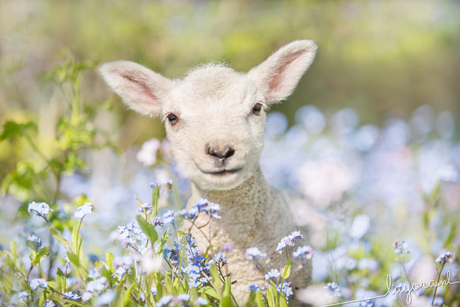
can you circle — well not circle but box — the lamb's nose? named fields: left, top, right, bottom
left=207, top=145, right=235, bottom=160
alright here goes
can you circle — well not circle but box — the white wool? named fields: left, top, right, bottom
left=100, top=40, right=317, bottom=304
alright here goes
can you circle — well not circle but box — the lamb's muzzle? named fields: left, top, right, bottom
left=100, top=39, right=318, bottom=304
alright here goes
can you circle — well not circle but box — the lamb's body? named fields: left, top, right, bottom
left=187, top=167, right=312, bottom=303
left=100, top=39, right=317, bottom=304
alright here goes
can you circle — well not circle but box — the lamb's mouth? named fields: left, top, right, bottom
left=199, top=167, right=243, bottom=177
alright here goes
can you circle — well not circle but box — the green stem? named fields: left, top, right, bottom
left=432, top=262, right=446, bottom=305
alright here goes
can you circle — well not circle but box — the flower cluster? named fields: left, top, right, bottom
left=178, top=198, right=221, bottom=220
left=435, top=251, right=455, bottom=264
left=28, top=202, right=53, bottom=217
left=245, top=247, right=267, bottom=259
left=62, top=291, right=80, bottom=300
left=276, top=231, right=303, bottom=253
left=392, top=239, right=410, bottom=255
left=325, top=282, right=341, bottom=297
left=138, top=203, right=154, bottom=215
left=166, top=234, right=211, bottom=288
left=27, top=234, right=42, bottom=245
left=29, top=278, right=48, bottom=290
left=117, top=222, right=148, bottom=254
left=74, top=202, right=94, bottom=219
left=293, top=245, right=314, bottom=260
left=265, top=269, right=281, bottom=280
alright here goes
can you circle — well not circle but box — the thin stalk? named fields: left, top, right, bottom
left=432, top=262, right=446, bottom=305
left=400, top=254, right=413, bottom=290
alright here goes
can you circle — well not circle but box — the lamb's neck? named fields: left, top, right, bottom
left=191, top=166, right=271, bottom=213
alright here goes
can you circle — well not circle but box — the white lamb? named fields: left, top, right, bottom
left=100, top=40, right=317, bottom=304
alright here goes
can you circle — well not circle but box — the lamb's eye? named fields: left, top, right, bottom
left=252, top=103, right=263, bottom=115
left=167, top=113, right=179, bottom=125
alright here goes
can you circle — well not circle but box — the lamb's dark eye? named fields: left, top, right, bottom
left=252, top=103, right=263, bottom=115
left=167, top=113, right=179, bottom=125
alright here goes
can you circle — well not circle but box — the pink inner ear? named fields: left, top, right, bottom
left=268, top=50, right=305, bottom=94
left=119, top=73, right=162, bottom=113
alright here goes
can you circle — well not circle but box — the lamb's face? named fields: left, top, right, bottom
left=162, top=66, right=267, bottom=190
left=99, top=40, right=317, bottom=190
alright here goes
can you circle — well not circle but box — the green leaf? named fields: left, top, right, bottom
left=135, top=195, right=144, bottom=208
left=255, top=292, right=264, bottom=307
left=67, top=251, right=88, bottom=280
left=279, top=295, right=288, bottom=307
left=221, top=277, right=232, bottom=307
left=444, top=223, right=456, bottom=248
left=156, top=229, right=169, bottom=255
left=152, top=185, right=160, bottom=216
left=106, top=250, right=115, bottom=271
left=0, top=121, right=37, bottom=141
left=72, top=224, right=84, bottom=261
left=266, top=285, right=276, bottom=307
left=209, top=264, right=222, bottom=289
left=50, top=227, right=71, bottom=250
left=10, top=240, right=18, bottom=259
left=56, top=268, right=66, bottom=293
left=39, top=288, right=51, bottom=307
left=31, top=245, right=50, bottom=266
left=136, top=215, right=158, bottom=244
left=124, top=282, right=136, bottom=307
left=116, top=276, right=126, bottom=292
left=282, top=256, right=291, bottom=280
left=246, top=292, right=256, bottom=307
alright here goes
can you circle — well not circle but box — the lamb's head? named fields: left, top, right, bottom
left=100, top=40, right=317, bottom=190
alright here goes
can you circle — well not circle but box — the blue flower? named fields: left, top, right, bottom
left=157, top=295, right=173, bottom=307
left=163, top=210, right=175, bottom=224
left=138, top=203, right=153, bottom=215
left=151, top=286, right=157, bottom=296
left=213, top=252, right=227, bottom=265
left=44, top=300, right=56, bottom=307
left=74, top=202, right=94, bottom=219
left=82, top=292, right=92, bottom=302
left=265, top=269, right=281, bottom=280
left=62, top=292, right=80, bottom=300
left=293, top=245, right=314, bottom=260
left=177, top=294, right=190, bottom=301
left=277, top=281, right=293, bottom=297
left=392, top=239, right=410, bottom=255
left=149, top=181, right=160, bottom=188
left=28, top=202, right=53, bottom=217
left=86, top=277, right=107, bottom=292
left=245, top=247, right=267, bottom=259
left=29, top=278, right=48, bottom=290
left=27, top=234, right=42, bottom=244
left=436, top=251, right=455, bottom=264
left=154, top=217, right=164, bottom=226
left=359, top=300, right=374, bottom=307
left=195, top=297, right=208, bottom=305
left=18, top=291, right=30, bottom=300
left=276, top=231, right=303, bottom=253
left=325, top=282, right=341, bottom=297
left=249, top=284, right=260, bottom=292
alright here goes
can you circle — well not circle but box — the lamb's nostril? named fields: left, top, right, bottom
left=208, top=145, right=235, bottom=160
left=221, top=146, right=234, bottom=159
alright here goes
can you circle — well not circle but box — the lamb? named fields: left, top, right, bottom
left=100, top=40, right=317, bottom=304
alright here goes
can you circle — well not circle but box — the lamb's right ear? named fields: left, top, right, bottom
left=99, top=61, right=174, bottom=116
left=247, top=40, right=317, bottom=104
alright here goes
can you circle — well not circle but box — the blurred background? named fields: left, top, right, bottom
left=1, top=0, right=459, bottom=154
left=1, top=1, right=460, bottom=305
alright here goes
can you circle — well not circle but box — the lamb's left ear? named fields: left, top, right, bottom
left=247, top=40, right=317, bottom=104
left=99, top=61, right=175, bottom=116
